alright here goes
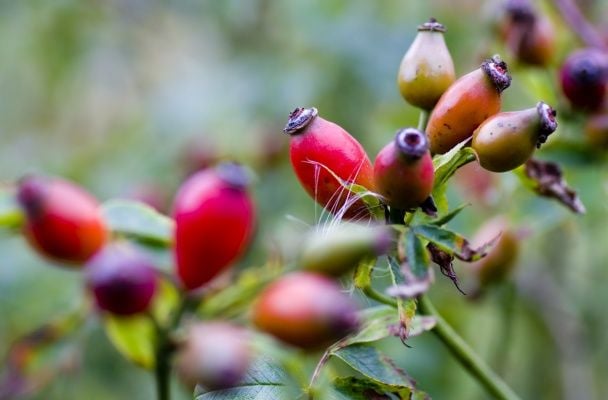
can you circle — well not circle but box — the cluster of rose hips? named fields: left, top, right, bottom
left=13, top=164, right=257, bottom=389
left=497, top=0, right=608, bottom=148
left=8, top=6, right=601, bottom=396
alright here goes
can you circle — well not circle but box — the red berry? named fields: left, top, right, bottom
left=16, top=176, right=107, bottom=264
left=284, top=107, right=375, bottom=220
left=252, top=272, right=359, bottom=349
left=85, top=243, right=157, bottom=316
left=501, top=0, right=556, bottom=67
left=175, top=322, right=251, bottom=390
left=559, top=48, right=608, bottom=112
left=373, top=128, right=434, bottom=210
left=426, top=55, right=512, bottom=154
left=173, top=163, right=255, bottom=291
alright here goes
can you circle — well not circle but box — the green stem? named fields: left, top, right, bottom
left=155, top=342, right=171, bottom=400
left=361, top=284, right=398, bottom=307
left=417, top=110, right=429, bottom=132
left=418, top=295, right=521, bottom=400
left=151, top=295, right=192, bottom=400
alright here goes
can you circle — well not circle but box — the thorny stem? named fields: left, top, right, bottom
left=418, top=295, right=522, bottom=400
left=552, top=0, right=607, bottom=50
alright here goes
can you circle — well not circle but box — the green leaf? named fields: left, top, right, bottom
left=405, top=229, right=430, bottom=278
left=431, top=142, right=476, bottom=214
left=432, top=141, right=477, bottom=190
left=103, top=314, right=156, bottom=369
left=195, top=356, right=298, bottom=399
left=102, top=277, right=179, bottom=369
left=412, top=224, right=494, bottom=262
left=198, top=264, right=282, bottom=319
left=428, top=203, right=469, bottom=226
left=343, top=306, right=435, bottom=346
left=331, top=344, right=414, bottom=387
left=332, top=377, right=430, bottom=400
left=0, top=187, right=24, bottom=229
left=101, top=199, right=174, bottom=247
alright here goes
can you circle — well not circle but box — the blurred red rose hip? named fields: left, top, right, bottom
left=85, top=243, right=157, bottom=316
left=173, top=163, right=256, bottom=291
left=16, top=176, right=107, bottom=265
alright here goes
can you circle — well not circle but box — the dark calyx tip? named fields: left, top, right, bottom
left=481, top=55, right=512, bottom=93
left=418, top=17, right=446, bottom=32
left=283, top=107, right=318, bottom=135
left=536, top=101, right=558, bottom=148
left=505, top=0, right=536, bottom=22
left=216, top=162, right=251, bottom=190
left=395, top=128, right=429, bottom=159
left=16, top=175, right=47, bottom=218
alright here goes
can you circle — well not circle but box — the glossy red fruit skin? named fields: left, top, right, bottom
left=373, top=128, right=434, bottom=209
left=16, top=176, right=107, bottom=265
left=252, top=272, right=359, bottom=349
left=559, top=48, right=608, bottom=111
left=173, top=164, right=255, bottom=291
left=85, top=243, right=157, bottom=316
left=285, top=107, right=375, bottom=220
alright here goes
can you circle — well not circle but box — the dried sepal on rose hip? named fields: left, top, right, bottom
left=84, top=242, right=157, bottom=316
left=427, top=55, right=512, bottom=154
left=373, top=128, right=434, bottom=210
left=175, top=322, right=251, bottom=391
left=472, top=101, right=558, bottom=172
left=252, top=272, right=359, bottom=349
left=397, top=18, right=456, bottom=110
left=16, top=175, right=107, bottom=265
left=173, top=162, right=256, bottom=291
left=500, top=0, right=556, bottom=67
left=300, top=223, right=392, bottom=277
left=559, top=48, right=608, bottom=112
left=284, top=107, right=375, bottom=220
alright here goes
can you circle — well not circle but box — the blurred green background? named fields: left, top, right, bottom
left=1, top=0, right=608, bottom=399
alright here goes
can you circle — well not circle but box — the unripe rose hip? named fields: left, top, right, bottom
left=85, top=243, right=157, bottom=316
left=300, top=223, right=392, bottom=277
left=173, top=163, right=256, bottom=291
left=559, top=48, right=608, bottom=112
left=584, top=113, right=608, bottom=149
left=16, top=176, right=107, bottom=265
left=373, top=128, right=434, bottom=209
left=472, top=101, right=558, bottom=172
left=468, top=217, right=519, bottom=287
left=502, top=0, right=556, bottom=67
left=427, top=55, right=512, bottom=154
left=252, top=272, right=359, bottom=349
left=175, top=322, right=251, bottom=390
left=284, top=107, right=375, bottom=220
left=397, top=18, right=456, bottom=110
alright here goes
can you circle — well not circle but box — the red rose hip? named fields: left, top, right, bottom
left=173, top=163, right=255, bottom=291
left=85, top=243, right=157, bottom=316
left=559, top=48, right=608, bottom=111
left=285, top=107, right=375, bottom=220
left=16, top=176, right=107, bottom=265
left=373, top=128, right=434, bottom=210
left=252, top=272, right=359, bottom=349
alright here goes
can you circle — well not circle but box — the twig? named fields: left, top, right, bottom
left=553, top=0, right=607, bottom=50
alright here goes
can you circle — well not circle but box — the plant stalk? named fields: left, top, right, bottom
left=418, top=294, right=521, bottom=400
left=417, top=110, right=429, bottom=132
